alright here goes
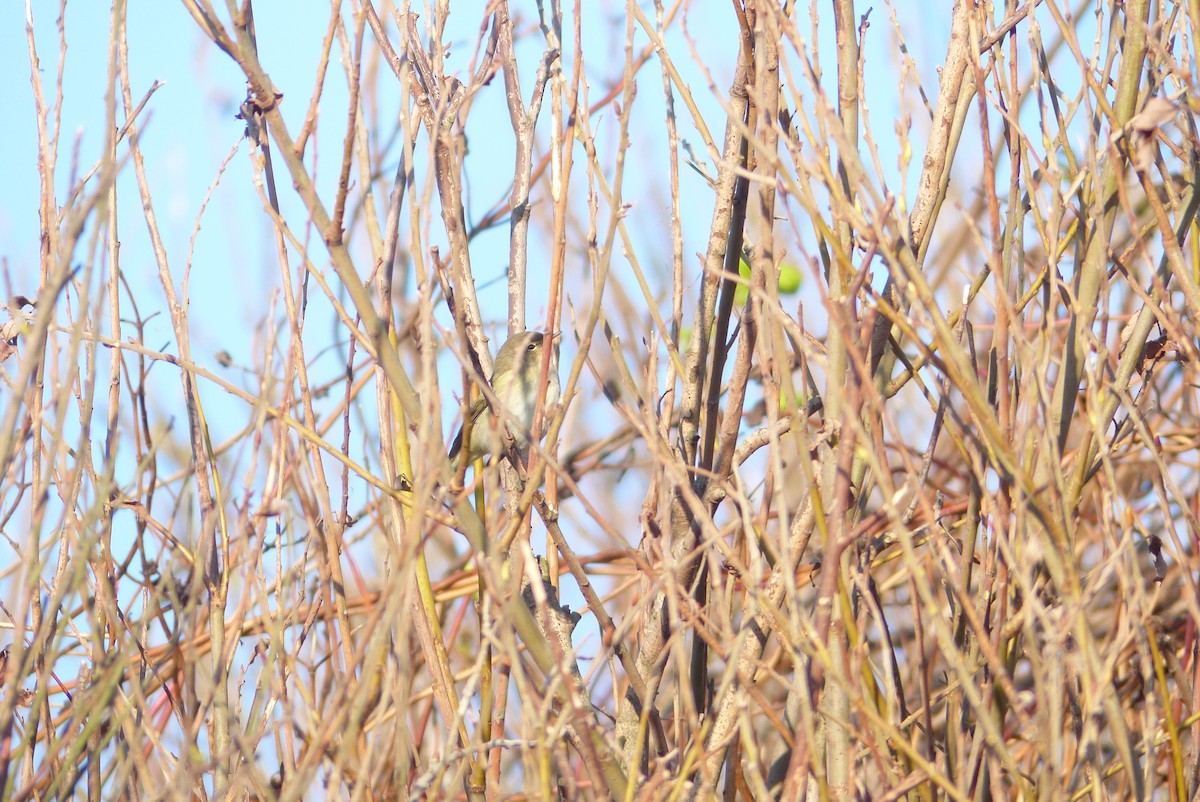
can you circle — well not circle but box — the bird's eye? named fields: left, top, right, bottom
left=527, top=342, right=538, bottom=351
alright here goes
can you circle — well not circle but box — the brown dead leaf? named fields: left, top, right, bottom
left=1134, top=335, right=1188, bottom=376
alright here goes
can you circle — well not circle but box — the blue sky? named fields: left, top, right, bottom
left=3, top=7, right=651, bottom=369
left=0, top=2, right=952, bottom=360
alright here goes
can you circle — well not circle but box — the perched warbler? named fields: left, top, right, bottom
left=448, top=330, right=560, bottom=468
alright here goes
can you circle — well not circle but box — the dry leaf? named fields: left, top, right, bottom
left=1129, top=97, right=1179, bottom=135
left=1128, top=97, right=1178, bottom=173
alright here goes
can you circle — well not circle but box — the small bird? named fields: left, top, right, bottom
left=449, top=330, right=560, bottom=469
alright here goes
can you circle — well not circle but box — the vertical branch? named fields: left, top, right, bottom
left=656, top=0, right=686, bottom=451
left=497, top=0, right=527, bottom=333
left=678, top=9, right=753, bottom=469
left=540, top=0, right=570, bottom=353
left=686, top=0, right=754, bottom=739
left=906, top=0, right=975, bottom=260
left=1049, top=0, right=1151, bottom=497
left=329, top=8, right=367, bottom=247
left=865, top=0, right=974, bottom=391
left=689, top=0, right=758, bottom=732
left=495, top=0, right=557, bottom=333
left=402, top=10, right=499, bottom=368
left=818, top=1, right=861, bottom=797
left=0, top=26, right=83, bottom=791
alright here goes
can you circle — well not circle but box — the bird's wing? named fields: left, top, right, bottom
left=448, top=396, right=490, bottom=460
